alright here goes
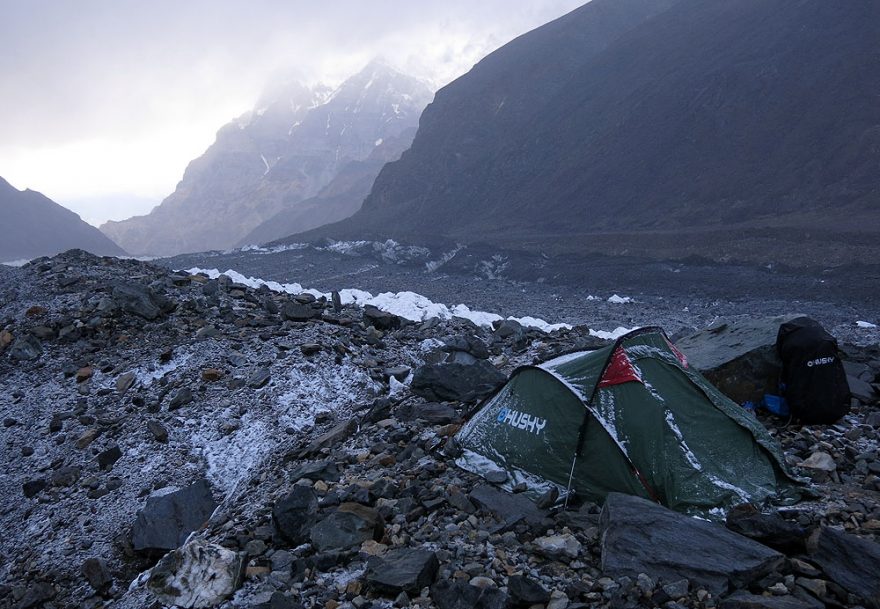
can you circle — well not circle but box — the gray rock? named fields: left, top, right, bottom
left=168, top=387, right=194, bottom=410
left=431, top=579, right=509, bottom=609
left=808, top=526, right=880, bottom=608
left=132, top=479, right=218, bottom=551
left=116, top=371, right=137, bottom=394
left=97, top=445, right=123, bottom=470
left=719, top=591, right=822, bottom=609
left=51, top=466, right=81, bottom=487
left=22, top=478, right=47, bottom=498
left=675, top=315, right=799, bottom=404
left=147, top=420, right=168, bottom=443
left=534, top=533, right=581, bottom=560
left=493, top=319, right=524, bottom=339
left=600, top=493, right=784, bottom=595
left=363, top=305, right=401, bottom=330
left=300, top=419, right=357, bottom=457
left=248, top=368, right=271, bottom=389
left=16, top=582, right=55, bottom=609
left=81, top=557, right=112, bottom=591
left=111, top=281, right=174, bottom=320
left=289, top=460, right=341, bottom=483
left=396, top=402, right=457, bottom=425
left=272, top=486, right=318, bottom=546
left=9, top=334, right=42, bottom=361
left=147, top=537, right=244, bottom=609
left=282, top=302, right=321, bottom=322
left=411, top=360, right=506, bottom=402
left=847, top=374, right=877, bottom=403
left=468, top=484, right=549, bottom=531
left=310, top=503, right=383, bottom=551
left=725, top=504, right=807, bottom=554
left=366, top=547, right=439, bottom=594
left=507, top=575, right=550, bottom=606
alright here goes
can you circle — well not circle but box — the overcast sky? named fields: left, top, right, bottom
left=0, top=0, right=585, bottom=226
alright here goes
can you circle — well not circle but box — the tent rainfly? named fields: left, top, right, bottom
left=454, top=328, right=800, bottom=513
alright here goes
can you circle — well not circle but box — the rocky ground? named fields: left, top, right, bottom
left=0, top=250, right=878, bottom=609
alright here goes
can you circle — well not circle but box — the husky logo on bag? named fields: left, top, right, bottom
left=496, top=407, right=547, bottom=435
left=806, top=356, right=835, bottom=367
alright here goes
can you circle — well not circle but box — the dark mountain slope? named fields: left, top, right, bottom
left=238, top=128, right=416, bottom=246
left=0, top=177, right=125, bottom=260
left=302, top=0, right=880, bottom=265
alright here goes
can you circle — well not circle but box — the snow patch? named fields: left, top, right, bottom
left=589, top=326, right=639, bottom=340
left=1, top=259, right=31, bottom=267
left=607, top=294, right=634, bottom=304
left=183, top=268, right=572, bottom=334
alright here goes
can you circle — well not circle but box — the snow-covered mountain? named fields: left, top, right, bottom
left=0, top=176, right=125, bottom=261
left=101, top=61, right=433, bottom=256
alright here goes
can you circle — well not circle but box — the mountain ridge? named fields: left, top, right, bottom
left=0, top=176, right=126, bottom=260
left=101, top=61, right=433, bottom=256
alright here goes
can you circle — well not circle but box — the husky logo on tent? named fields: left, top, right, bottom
left=496, top=408, right=547, bottom=435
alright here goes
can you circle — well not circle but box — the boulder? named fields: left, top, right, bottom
left=310, top=502, right=383, bottom=551
left=675, top=315, right=799, bottom=404
left=366, top=547, right=439, bottom=594
left=411, top=360, right=506, bottom=402
left=431, top=580, right=509, bottom=609
left=272, top=486, right=318, bottom=546
left=111, top=281, right=174, bottom=320
left=808, top=526, right=880, bottom=608
left=132, top=479, right=218, bottom=552
left=147, top=537, right=244, bottom=608
left=600, top=493, right=783, bottom=595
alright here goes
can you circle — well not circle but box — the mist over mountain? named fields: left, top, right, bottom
left=300, top=0, right=880, bottom=266
left=101, top=61, right=432, bottom=256
left=0, top=177, right=125, bottom=260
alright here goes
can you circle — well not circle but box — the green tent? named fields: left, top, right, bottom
left=455, top=328, right=800, bottom=514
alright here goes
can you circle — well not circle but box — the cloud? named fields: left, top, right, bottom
left=0, top=0, right=586, bottom=223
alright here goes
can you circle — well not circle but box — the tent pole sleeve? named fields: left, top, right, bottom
left=564, top=454, right=578, bottom=509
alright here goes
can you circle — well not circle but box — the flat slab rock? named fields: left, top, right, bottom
left=719, top=591, right=822, bottom=609
left=600, top=493, right=783, bottom=595
left=366, top=547, right=439, bottom=594
left=469, top=484, right=549, bottom=531
left=808, top=526, right=880, bottom=608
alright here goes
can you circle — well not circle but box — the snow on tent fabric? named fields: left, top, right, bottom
left=454, top=328, right=800, bottom=515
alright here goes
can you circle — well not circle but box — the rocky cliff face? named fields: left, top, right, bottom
left=101, top=61, right=432, bottom=256
left=0, top=177, right=125, bottom=261
left=308, top=0, right=880, bottom=266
